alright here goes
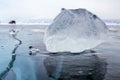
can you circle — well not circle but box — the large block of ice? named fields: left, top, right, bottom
left=44, top=8, right=108, bottom=52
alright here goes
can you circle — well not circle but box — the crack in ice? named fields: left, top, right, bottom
left=0, top=30, right=22, bottom=80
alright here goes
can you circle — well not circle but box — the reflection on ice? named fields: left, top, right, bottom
left=44, top=53, right=107, bottom=80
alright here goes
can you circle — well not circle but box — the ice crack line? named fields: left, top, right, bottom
left=0, top=30, right=22, bottom=80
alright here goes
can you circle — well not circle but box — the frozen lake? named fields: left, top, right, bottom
left=0, top=25, right=120, bottom=80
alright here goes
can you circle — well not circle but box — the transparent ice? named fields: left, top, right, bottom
left=44, top=8, right=108, bottom=52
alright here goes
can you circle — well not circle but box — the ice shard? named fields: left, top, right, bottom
left=44, top=8, right=108, bottom=52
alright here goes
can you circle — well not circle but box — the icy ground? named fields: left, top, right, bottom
left=0, top=25, right=120, bottom=80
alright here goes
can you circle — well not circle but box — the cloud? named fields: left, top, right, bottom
left=0, top=0, right=120, bottom=20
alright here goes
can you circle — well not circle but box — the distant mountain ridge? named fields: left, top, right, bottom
left=0, top=18, right=53, bottom=25
left=103, top=19, right=120, bottom=25
left=0, top=18, right=120, bottom=25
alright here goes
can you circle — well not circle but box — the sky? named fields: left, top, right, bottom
left=0, top=0, right=120, bottom=21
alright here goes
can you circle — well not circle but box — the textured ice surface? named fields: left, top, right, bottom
left=44, top=8, right=108, bottom=52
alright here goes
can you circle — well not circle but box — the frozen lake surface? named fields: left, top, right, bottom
left=0, top=25, right=120, bottom=80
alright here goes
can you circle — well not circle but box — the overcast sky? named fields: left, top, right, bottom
left=0, top=0, right=120, bottom=20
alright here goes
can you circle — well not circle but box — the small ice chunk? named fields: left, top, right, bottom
left=9, top=29, right=18, bottom=37
left=29, top=46, right=40, bottom=55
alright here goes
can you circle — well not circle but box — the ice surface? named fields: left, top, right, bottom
left=44, top=8, right=108, bottom=52
left=0, top=25, right=120, bottom=80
